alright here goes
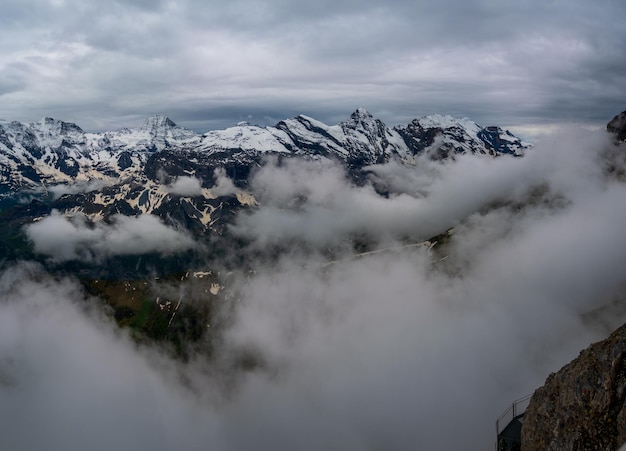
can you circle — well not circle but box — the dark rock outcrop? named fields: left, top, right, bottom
left=608, top=111, right=626, bottom=142
left=521, top=323, right=626, bottom=450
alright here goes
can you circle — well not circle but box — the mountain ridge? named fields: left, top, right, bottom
left=0, top=108, right=532, bottom=252
left=0, top=108, right=530, bottom=192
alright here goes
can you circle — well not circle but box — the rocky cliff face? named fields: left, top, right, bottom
left=519, top=113, right=626, bottom=450
left=608, top=111, right=626, bottom=142
left=521, top=322, right=626, bottom=450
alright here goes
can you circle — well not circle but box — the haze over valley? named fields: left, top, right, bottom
left=1, top=108, right=626, bottom=449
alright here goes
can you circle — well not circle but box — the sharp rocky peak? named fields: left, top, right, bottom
left=343, top=107, right=377, bottom=126
left=350, top=107, right=374, bottom=120
left=35, top=117, right=85, bottom=135
left=607, top=110, right=626, bottom=142
left=140, top=115, right=178, bottom=131
left=341, top=108, right=385, bottom=136
left=136, top=115, right=198, bottom=142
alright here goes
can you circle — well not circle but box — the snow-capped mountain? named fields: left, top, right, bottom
left=395, top=114, right=527, bottom=160
left=0, top=115, right=200, bottom=191
left=0, top=108, right=530, bottom=238
left=193, top=107, right=528, bottom=169
left=0, top=109, right=528, bottom=190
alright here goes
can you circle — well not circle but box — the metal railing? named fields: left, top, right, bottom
left=496, top=393, right=533, bottom=449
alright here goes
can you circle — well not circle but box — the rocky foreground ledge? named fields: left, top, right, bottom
left=521, top=322, right=626, bottom=450
left=519, top=112, right=626, bottom=450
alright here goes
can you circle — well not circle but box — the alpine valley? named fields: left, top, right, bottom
left=0, top=108, right=532, bottom=351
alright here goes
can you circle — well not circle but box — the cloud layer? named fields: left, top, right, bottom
left=165, top=175, right=204, bottom=196
left=0, top=263, right=220, bottom=451
left=3, top=128, right=626, bottom=449
left=0, top=0, right=624, bottom=133
left=233, top=128, right=613, bottom=248
left=25, top=211, right=196, bottom=262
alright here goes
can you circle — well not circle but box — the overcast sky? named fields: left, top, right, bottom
left=1, top=0, right=625, bottom=135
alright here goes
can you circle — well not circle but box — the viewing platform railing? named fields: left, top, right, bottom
left=496, top=393, right=533, bottom=449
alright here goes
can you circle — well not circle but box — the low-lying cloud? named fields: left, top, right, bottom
left=25, top=211, right=196, bottom=262
left=233, top=128, right=614, bottom=249
left=3, top=127, right=626, bottom=450
left=210, top=168, right=239, bottom=197
left=48, top=179, right=112, bottom=199
left=0, top=263, right=220, bottom=451
left=165, top=175, right=204, bottom=196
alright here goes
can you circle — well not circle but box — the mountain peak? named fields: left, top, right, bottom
left=342, top=108, right=379, bottom=131
left=137, top=115, right=198, bottom=142
left=416, top=114, right=481, bottom=132
left=140, top=115, right=178, bottom=131
left=350, top=107, right=374, bottom=120
left=35, top=117, right=85, bottom=135
left=607, top=110, right=626, bottom=142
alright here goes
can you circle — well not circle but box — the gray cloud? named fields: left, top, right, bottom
left=233, top=128, right=612, bottom=247
left=0, top=0, right=624, bottom=133
left=48, top=179, right=112, bottom=199
left=166, top=176, right=204, bottom=196
left=0, top=263, right=221, bottom=451
left=3, top=130, right=626, bottom=450
left=210, top=168, right=239, bottom=197
left=210, top=129, right=626, bottom=449
left=25, top=211, right=196, bottom=262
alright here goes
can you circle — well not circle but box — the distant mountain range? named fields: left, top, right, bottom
left=0, top=109, right=530, bottom=189
left=0, top=109, right=530, bottom=237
